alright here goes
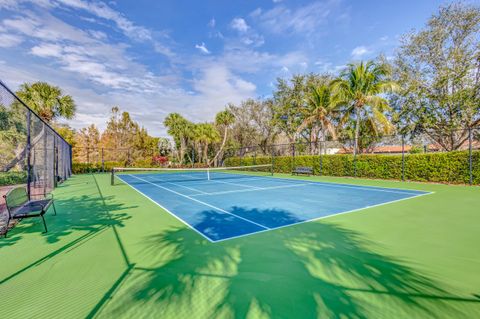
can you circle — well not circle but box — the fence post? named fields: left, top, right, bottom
left=87, top=147, right=90, bottom=164
left=270, top=145, right=275, bottom=175
left=54, top=137, right=58, bottom=187
left=401, top=135, right=405, bottom=182
left=319, top=140, right=323, bottom=176
left=353, top=137, right=357, bottom=177
left=192, top=148, right=195, bottom=168
left=43, top=130, right=47, bottom=195
left=469, top=127, right=473, bottom=185
left=26, top=111, right=31, bottom=200
left=101, top=148, right=105, bottom=172
left=291, top=143, right=296, bottom=173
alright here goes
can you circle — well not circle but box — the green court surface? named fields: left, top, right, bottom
left=1, top=173, right=479, bottom=318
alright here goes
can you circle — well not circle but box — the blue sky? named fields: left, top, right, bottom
left=0, top=0, right=452, bottom=136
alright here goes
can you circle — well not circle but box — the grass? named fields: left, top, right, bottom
left=1, top=173, right=479, bottom=318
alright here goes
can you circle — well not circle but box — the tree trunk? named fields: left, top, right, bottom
left=210, top=128, right=228, bottom=167
left=203, top=144, right=209, bottom=164
left=2, top=127, right=45, bottom=172
left=354, top=106, right=361, bottom=156
left=179, top=138, right=186, bottom=164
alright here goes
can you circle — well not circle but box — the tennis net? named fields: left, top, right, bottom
left=111, top=164, right=273, bottom=185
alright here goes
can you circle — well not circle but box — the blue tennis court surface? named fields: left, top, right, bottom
left=117, top=172, right=430, bottom=242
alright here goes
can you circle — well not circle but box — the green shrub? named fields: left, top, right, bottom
left=72, top=161, right=124, bottom=174
left=225, top=150, right=480, bottom=185
left=0, top=171, right=28, bottom=186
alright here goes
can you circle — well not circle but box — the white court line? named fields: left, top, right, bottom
left=129, top=175, right=269, bottom=230
left=190, top=183, right=310, bottom=197
left=118, top=174, right=434, bottom=243
left=143, top=175, right=209, bottom=195
left=116, top=175, right=215, bottom=242
left=212, top=191, right=434, bottom=243
left=214, top=174, right=427, bottom=196
left=208, top=179, right=263, bottom=190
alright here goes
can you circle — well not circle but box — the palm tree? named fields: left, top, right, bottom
left=189, top=124, right=203, bottom=164
left=16, top=82, right=76, bottom=123
left=331, top=61, right=398, bottom=156
left=164, top=113, right=191, bottom=164
left=3, top=82, right=76, bottom=172
left=198, top=123, right=220, bottom=164
left=298, top=83, right=338, bottom=154
left=210, top=109, right=235, bottom=166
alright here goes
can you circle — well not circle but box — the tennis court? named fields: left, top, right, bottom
left=114, top=165, right=430, bottom=242
left=2, top=172, right=480, bottom=318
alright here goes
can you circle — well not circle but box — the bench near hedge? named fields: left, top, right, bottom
left=2, top=187, right=56, bottom=237
left=293, top=166, right=313, bottom=176
left=225, top=150, right=480, bottom=185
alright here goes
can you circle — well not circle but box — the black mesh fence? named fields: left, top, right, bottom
left=72, top=146, right=160, bottom=172
left=0, top=80, right=72, bottom=204
left=224, top=128, right=480, bottom=185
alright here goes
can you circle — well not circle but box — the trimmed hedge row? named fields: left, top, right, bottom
left=72, top=160, right=167, bottom=174
left=0, top=171, right=27, bottom=186
left=72, top=161, right=124, bottom=174
left=225, top=150, right=480, bottom=185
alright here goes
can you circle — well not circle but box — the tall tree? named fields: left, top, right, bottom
left=392, top=2, right=480, bottom=150
left=272, top=75, right=308, bottom=144
left=74, top=124, right=100, bottom=163
left=55, top=125, right=76, bottom=147
left=299, top=78, right=338, bottom=154
left=332, top=61, right=398, bottom=155
left=228, top=101, right=260, bottom=149
left=211, top=109, right=235, bottom=166
left=15, top=82, right=76, bottom=123
left=164, top=113, right=191, bottom=164
left=251, top=99, right=277, bottom=154
left=3, top=82, right=76, bottom=171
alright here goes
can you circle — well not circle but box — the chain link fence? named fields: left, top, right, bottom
left=1, top=80, right=72, bottom=211
left=224, top=129, right=480, bottom=185
left=72, top=146, right=160, bottom=172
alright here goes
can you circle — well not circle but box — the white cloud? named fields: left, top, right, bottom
left=195, top=42, right=210, bottom=54
left=252, top=0, right=342, bottom=34
left=230, top=18, right=249, bottom=33
left=0, top=33, right=23, bottom=47
left=208, top=18, right=215, bottom=28
left=30, top=43, right=62, bottom=57
left=53, top=0, right=152, bottom=41
left=351, top=46, right=371, bottom=59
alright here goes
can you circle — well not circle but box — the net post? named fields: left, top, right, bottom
left=469, top=127, right=473, bottom=185
left=111, top=168, right=115, bottom=185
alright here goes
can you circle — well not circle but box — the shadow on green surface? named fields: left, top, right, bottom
left=0, top=176, right=134, bottom=286
left=101, top=207, right=478, bottom=318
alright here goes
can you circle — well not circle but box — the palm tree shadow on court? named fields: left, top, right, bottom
left=102, top=206, right=478, bottom=318
left=0, top=176, right=134, bottom=286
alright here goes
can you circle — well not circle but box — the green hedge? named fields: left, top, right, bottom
left=0, top=171, right=27, bottom=186
left=72, top=160, right=165, bottom=174
left=225, top=150, right=480, bottom=185
left=72, top=161, right=125, bottom=174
